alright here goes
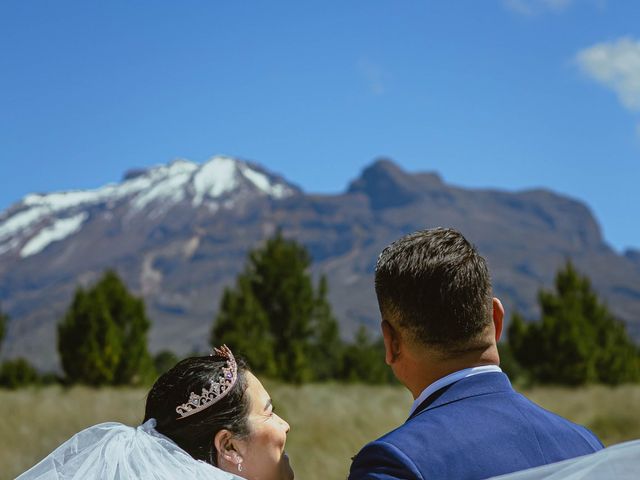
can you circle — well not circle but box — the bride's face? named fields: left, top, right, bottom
left=237, top=372, right=293, bottom=480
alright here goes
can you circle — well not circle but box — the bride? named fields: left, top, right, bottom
left=17, top=345, right=294, bottom=480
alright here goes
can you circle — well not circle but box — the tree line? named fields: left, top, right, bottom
left=502, top=261, right=640, bottom=386
left=210, top=231, right=392, bottom=384
left=0, top=231, right=392, bottom=387
left=1, top=233, right=638, bottom=388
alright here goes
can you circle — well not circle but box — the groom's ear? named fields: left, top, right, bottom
left=381, top=320, right=400, bottom=365
left=214, top=429, right=243, bottom=466
left=492, top=297, right=504, bottom=342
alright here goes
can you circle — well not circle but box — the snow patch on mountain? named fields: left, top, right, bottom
left=0, top=238, right=19, bottom=256
left=20, top=212, right=88, bottom=258
left=0, top=207, right=48, bottom=241
left=239, top=164, right=289, bottom=198
left=1, top=174, right=156, bottom=243
left=0, top=155, right=297, bottom=257
left=131, top=161, right=198, bottom=211
left=192, top=157, right=239, bottom=205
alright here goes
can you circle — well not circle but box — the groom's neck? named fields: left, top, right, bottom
left=403, top=343, right=500, bottom=400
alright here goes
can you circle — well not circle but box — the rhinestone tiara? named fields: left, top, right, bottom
left=176, top=344, right=238, bottom=419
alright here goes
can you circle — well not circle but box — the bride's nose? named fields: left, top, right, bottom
left=278, top=415, right=290, bottom=433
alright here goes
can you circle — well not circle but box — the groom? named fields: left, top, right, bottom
left=349, top=228, right=603, bottom=480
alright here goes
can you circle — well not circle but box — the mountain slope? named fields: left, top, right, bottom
left=1, top=156, right=638, bottom=370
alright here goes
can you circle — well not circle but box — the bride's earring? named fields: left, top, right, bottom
left=237, top=459, right=243, bottom=472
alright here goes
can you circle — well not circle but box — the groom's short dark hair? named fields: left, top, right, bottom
left=375, top=227, right=492, bottom=350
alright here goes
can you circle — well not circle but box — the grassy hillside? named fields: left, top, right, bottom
left=2, top=383, right=639, bottom=480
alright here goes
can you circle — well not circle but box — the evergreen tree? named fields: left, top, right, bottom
left=212, top=278, right=277, bottom=376
left=498, top=340, right=530, bottom=387
left=340, top=326, right=394, bottom=384
left=58, top=287, right=123, bottom=385
left=508, top=261, right=640, bottom=385
left=153, top=350, right=180, bottom=376
left=593, top=308, right=640, bottom=384
left=58, top=271, right=153, bottom=385
left=248, top=231, right=315, bottom=383
left=0, top=305, right=41, bottom=389
left=308, top=275, right=344, bottom=380
left=0, top=358, right=39, bottom=389
left=211, top=231, right=342, bottom=383
left=97, top=271, right=154, bottom=384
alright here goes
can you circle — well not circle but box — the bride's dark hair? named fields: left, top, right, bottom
left=144, top=354, right=251, bottom=465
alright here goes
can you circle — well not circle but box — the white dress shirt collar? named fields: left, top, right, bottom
left=408, top=365, right=502, bottom=417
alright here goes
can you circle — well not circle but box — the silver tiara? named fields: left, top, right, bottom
left=176, top=345, right=238, bottom=419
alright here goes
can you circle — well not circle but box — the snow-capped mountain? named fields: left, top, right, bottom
left=1, top=157, right=639, bottom=371
left=0, top=156, right=298, bottom=260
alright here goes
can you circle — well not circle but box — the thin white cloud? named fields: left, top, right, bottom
left=503, top=0, right=574, bottom=16
left=357, top=58, right=387, bottom=95
left=576, top=37, right=640, bottom=111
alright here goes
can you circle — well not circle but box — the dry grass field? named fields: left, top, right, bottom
left=2, top=383, right=639, bottom=480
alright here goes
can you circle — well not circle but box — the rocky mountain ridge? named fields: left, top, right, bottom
left=1, top=156, right=639, bottom=370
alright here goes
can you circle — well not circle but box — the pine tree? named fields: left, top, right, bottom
left=153, top=350, right=179, bottom=376
left=508, top=261, right=640, bottom=385
left=212, top=279, right=277, bottom=376
left=58, top=271, right=153, bottom=385
left=58, top=287, right=123, bottom=385
left=248, top=231, right=315, bottom=383
left=308, top=275, right=344, bottom=380
left=0, top=304, right=42, bottom=389
left=0, top=358, right=39, bottom=389
left=96, top=271, right=154, bottom=384
left=593, top=306, right=640, bottom=384
left=340, top=326, right=394, bottom=384
left=211, top=231, right=342, bottom=383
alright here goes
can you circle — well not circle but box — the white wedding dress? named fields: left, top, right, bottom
left=16, top=419, right=246, bottom=480
left=489, top=439, right=640, bottom=480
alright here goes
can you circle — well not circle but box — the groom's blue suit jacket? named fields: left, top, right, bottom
left=348, top=372, right=602, bottom=480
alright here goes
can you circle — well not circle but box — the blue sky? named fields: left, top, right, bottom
left=1, top=0, right=639, bottom=251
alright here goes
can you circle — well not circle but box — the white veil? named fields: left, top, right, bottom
left=488, top=439, right=640, bottom=480
left=16, top=419, right=246, bottom=480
